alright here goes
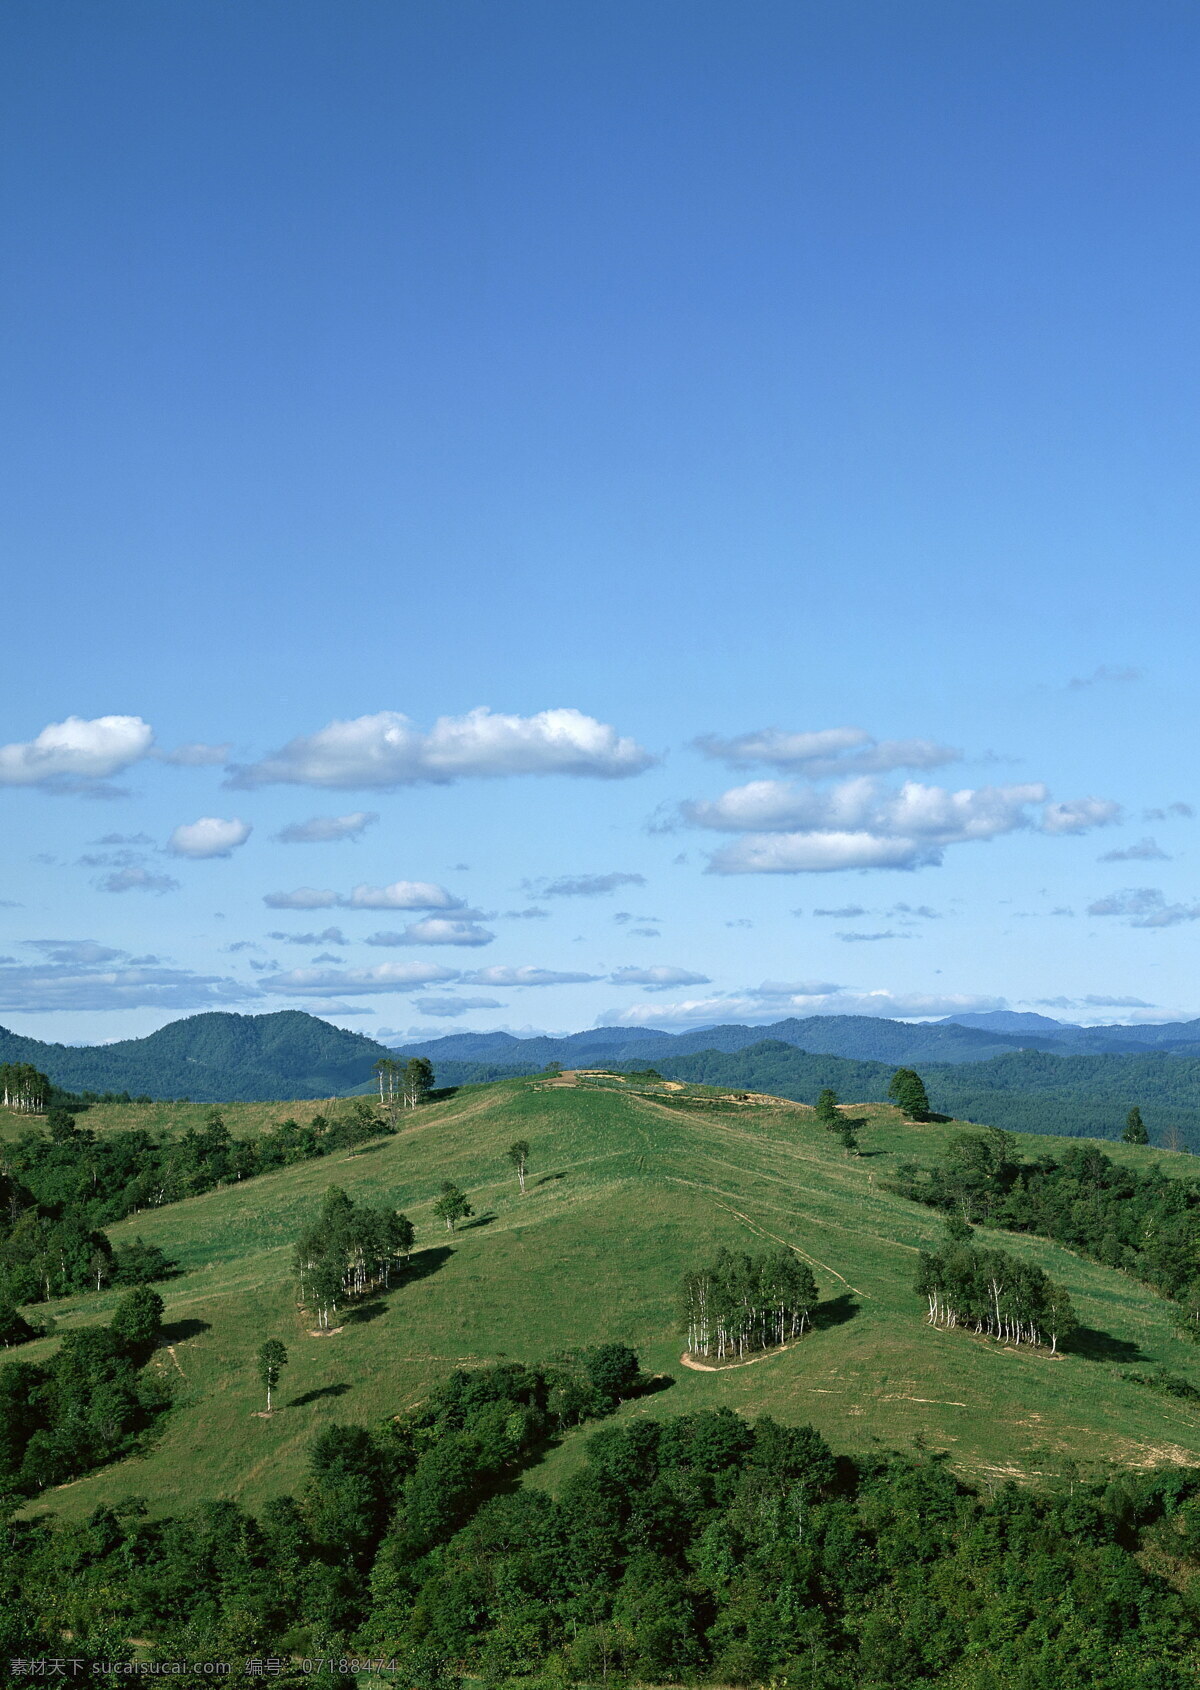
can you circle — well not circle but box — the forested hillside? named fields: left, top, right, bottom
left=0, top=1011, right=388, bottom=1101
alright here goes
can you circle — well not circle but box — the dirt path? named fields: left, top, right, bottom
left=680, top=1338, right=806, bottom=1372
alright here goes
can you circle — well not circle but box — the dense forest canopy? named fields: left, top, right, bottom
left=10, top=1363, right=1200, bottom=1687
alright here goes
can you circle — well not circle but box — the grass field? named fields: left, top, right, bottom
left=15, top=1073, right=1200, bottom=1523
left=0, top=1094, right=348, bottom=1143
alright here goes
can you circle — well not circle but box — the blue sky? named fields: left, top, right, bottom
left=3, top=0, right=1200, bottom=1045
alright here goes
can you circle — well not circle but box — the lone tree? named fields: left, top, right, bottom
left=256, top=1338, right=288, bottom=1413
left=1123, top=1106, right=1149, bottom=1145
left=889, top=1068, right=931, bottom=1121
left=110, top=1285, right=164, bottom=1359
left=815, top=1088, right=840, bottom=1129
left=433, top=1181, right=474, bottom=1231
left=583, top=1342, right=641, bottom=1406
left=839, top=1124, right=860, bottom=1156
left=507, top=1140, right=531, bottom=1194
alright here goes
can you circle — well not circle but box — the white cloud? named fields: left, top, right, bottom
left=1098, top=837, right=1170, bottom=862
left=263, top=887, right=338, bottom=909
left=837, top=931, right=906, bottom=942
left=342, top=880, right=463, bottom=910
left=694, top=726, right=961, bottom=776
left=708, top=831, right=944, bottom=874
left=0, top=714, right=154, bottom=790
left=1040, top=797, right=1123, bottom=834
left=259, top=962, right=460, bottom=996
left=413, top=995, right=504, bottom=1017
left=695, top=726, right=869, bottom=767
left=365, top=919, right=495, bottom=947
left=687, top=777, right=1049, bottom=839
left=157, top=742, right=231, bottom=767
left=267, top=927, right=348, bottom=946
left=97, top=865, right=181, bottom=894
left=683, top=775, right=1119, bottom=874
left=600, top=985, right=1008, bottom=1029
left=1067, top=664, right=1142, bottom=689
left=275, top=811, right=379, bottom=844
left=1144, top=802, right=1194, bottom=820
left=227, top=706, right=655, bottom=788
left=167, top=817, right=252, bottom=859
left=1087, top=887, right=1200, bottom=928
left=261, top=878, right=462, bottom=912
left=459, top=965, right=602, bottom=987
left=23, top=939, right=125, bottom=965
left=610, top=966, right=712, bottom=992
left=0, top=951, right=250, bottom=1013
left=539, top=872, right=647, bottom=897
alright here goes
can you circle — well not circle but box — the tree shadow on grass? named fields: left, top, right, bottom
left=429, top=1086, right=460, bottom=1103
left=1071, top=1325, right=1143, bottom=1363
left=160, top=1318, right=211, bottom=1344
left=457, top=1213, right=498, bottom=1231
left=814, top=1294, right=859, bottom=1331
left=534, top=1173, right=566, bottom=1186
left=345, top=1300, right=389, bottom=1326
left=402, top=1245, right=454, bottom=1283
left=343, top=1140, right=389, bottom=1159
left=288, top=1382, right=352, bottom=1408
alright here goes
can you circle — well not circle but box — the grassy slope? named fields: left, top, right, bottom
left=15, top=1077, right=1200, bottom=1525
left=0, top=1097, right=347, bottom=1143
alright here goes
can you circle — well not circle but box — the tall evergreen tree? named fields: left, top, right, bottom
left=1123, top=1105, right=1149, bottom=1144
left=814, top=1088, right=840, bottom=1129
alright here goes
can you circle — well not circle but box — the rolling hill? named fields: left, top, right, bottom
left=6, top=1009, right=1200, bottom=1145
left=0, top=1009, right=390, bottom=1100
left=17, top=1069, right=1200, bottom=1528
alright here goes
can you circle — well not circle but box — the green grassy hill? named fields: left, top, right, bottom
left=431, top=1040, right=1200, bottom=1146
left=18, top=1073, right=1200, bottom=1524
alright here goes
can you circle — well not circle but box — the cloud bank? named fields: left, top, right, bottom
left=227, top=707, right=655, bottom=789
left=694, top=726, right=961, bottom=777
left=679, top=776, right=1121, bottom=874
left=1087, top=888, right=1200, bottom=928
left=262, top=880, right=462, bottom=911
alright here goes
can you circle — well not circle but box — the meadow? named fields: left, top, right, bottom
left=10, top=1072, right=1200, bottom=1523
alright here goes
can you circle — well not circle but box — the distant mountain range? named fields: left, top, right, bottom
left=2, top=1010, right=1199, bottom=1147
left=392, top=1010, right=1200, bottom=1066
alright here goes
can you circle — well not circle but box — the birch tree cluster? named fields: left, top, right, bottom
left=0, top=1064, right=51, bottom=1113
left=915, top=1230, right=1077, bottom=1353
left=680, top=1245, right=818, bottom=1360
left=293, top=1186, right=415, bottom=1329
